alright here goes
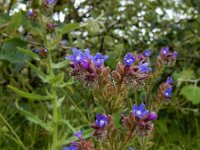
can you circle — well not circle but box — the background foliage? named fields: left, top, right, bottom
left=0, top=0, right=200, bottom=149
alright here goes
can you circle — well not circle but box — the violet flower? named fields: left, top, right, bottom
left=92, top=53, right=109, bottom=67
left=74, top=130, right=82, bottom=139
left=132, top=103, right=149, bottom=118
left=46, top=0, right=54, bottom=5
left=63, top=144, right=78, bottom=150
left=147, top=112, right=158, bottom=121
left=166, top=77, right=173, bottom=84
left=144, top=49, right=151, bottom=57
left=161, top=47, right=169, bottom=55
left=95, top=114, right=108, bottom=127
left=139, top=61, right=152, bottom=73
left=164, top=87, right=172, bottom=97
left=124, top=53, right=136, bottom=66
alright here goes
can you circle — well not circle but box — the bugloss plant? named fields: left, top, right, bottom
left=65, top=47, right=177, bottom=149
left=4, top=1, right=178, bottom=149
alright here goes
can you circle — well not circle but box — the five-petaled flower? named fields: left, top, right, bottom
left=95, top=114, right=108, bottom=127
left=92, top=53, right=109, bottom=67
left=144, top=49, right=151, bottom=57
left=164, top=87, right=172, bottom=97
left=139, top=61, right=152, bottom=73
left=124, top=53, right=136, bottom=66
left=161, top=47, right=169, bottom=55
left=132, top=103, right=149, bottom=118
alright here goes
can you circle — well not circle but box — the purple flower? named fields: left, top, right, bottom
left=164, top=87, right=172, bottom=97
left=124, top=53, right=135, bottom=66
left=74, top=130, right=82, bottom=139
left=139, top=61, right=152, bottom=73
left=132, top=103, right=149, bottom=118
left=161, top=47, right=169, bottom=55
left=138, top=53, right=143, bottom=60
left=130, top=147, right=134, bottom=150
left=95, top=114, right=108, bottom=127
left=27, top=10, right=33, bottom=16
left=46, top=0, right=54, bottom=5
left=166, top=77, right=173, bottom=84
left=144, top=49, right=151, bottom=57
left=92, top=53, right=109, bottom=67
left=147, top=112, right=158, bottom=121
left=33, top=48, right=39, bottom=53
left=66, top=48, right=83, bottom=63
left=63, top=144, right=78, bottom=150
left=172, top=51, right=178, bottom=58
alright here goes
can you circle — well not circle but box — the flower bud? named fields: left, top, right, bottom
left=147, top=112, right=157, bottom=121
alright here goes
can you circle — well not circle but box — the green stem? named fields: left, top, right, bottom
left=0, top=113, right=27, bottom=150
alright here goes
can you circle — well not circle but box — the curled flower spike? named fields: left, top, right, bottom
left=95, top=114, right=108, bottom=127
left=164, top=87, right=172, bottom=97
left=133, top=103, right=149, bottom=118
left=124, top=53, right=136, bottom=66
left=74, top=130, right=82, bottom=139
left=166, top=77, right=173, bottom=84
left=139, top=61, right=152, bottom=73
left=144, top=49, right=151, bottom=57
left=161, top=47, right=169, bottom=55
left=92, top=53, right=109, bottom=67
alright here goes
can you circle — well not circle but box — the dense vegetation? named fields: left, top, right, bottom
left=0, top=0, right=200, bottom=149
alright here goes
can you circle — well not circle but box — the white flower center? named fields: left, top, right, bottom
left=136, top=110, right=141, bottom=115
left=76, top=55, right=81, bottom=61
left=100, top=120, right=105, bottom=125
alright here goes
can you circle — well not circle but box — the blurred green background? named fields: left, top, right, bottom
left=0, top=0, right=200, bottom=149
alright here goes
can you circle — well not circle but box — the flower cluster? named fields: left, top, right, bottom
left=27, top=9, right=38, bottom=21
left=156, top=47, right=178, bottom=69
left=66, top=48, right=108, bottom=86
left=156, top=76, right=173, bottom=104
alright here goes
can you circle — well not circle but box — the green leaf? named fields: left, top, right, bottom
left=15, top=100, right=51, bottom=132
left=60, top=23, right=80, bottom=34
left=26, top=61, right=49, bottom=83
left=52, top=60, right=68, bottom=69
left=8, top=85, right=52, bottom=101
left=181, top=85, right=200, bottom=104
left=17, top=47, right=40, bottom=60
left=0, top=38, right=27, bottom=63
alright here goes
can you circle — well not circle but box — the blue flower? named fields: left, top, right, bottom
left=164, top=87, right=172, bottom=97
left=166, top=77, right=173, bottom=84
left=124, top=53, right=136, bottom=66
left=139, top=61, right=152, bottom=73
left=92, top=53, right=109, bottom=67
left=95, top=114, right=108, bottom=127
left=161, top=47, right=169, bottom=55
left=172, top=51, right=178, bottom=58
left=33, top=48, right=39, bottom=53
left=132, top=103, right=149, bottom=118
left=144, top=49, right=151, bottom=57
left=27, top=10, right=33, bottom=16
left=63, top=144, right=78, bottom=150
left=130, top=147, right=134, bottom=150
left=74, top=130, right=82, bottom=139
left=46, top=0, right=54, bottom=4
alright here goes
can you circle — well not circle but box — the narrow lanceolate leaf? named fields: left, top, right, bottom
left=16, top=100, right=51, bottom=132
left=17, top=47, right=40, bottom=60
left=8, top=85, right=52, bottom=100
left=52, top=60, right=69, bottom=69
left=26, top=61, right=49, bottom=83
left=60, top=23, right=80, bottom=34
